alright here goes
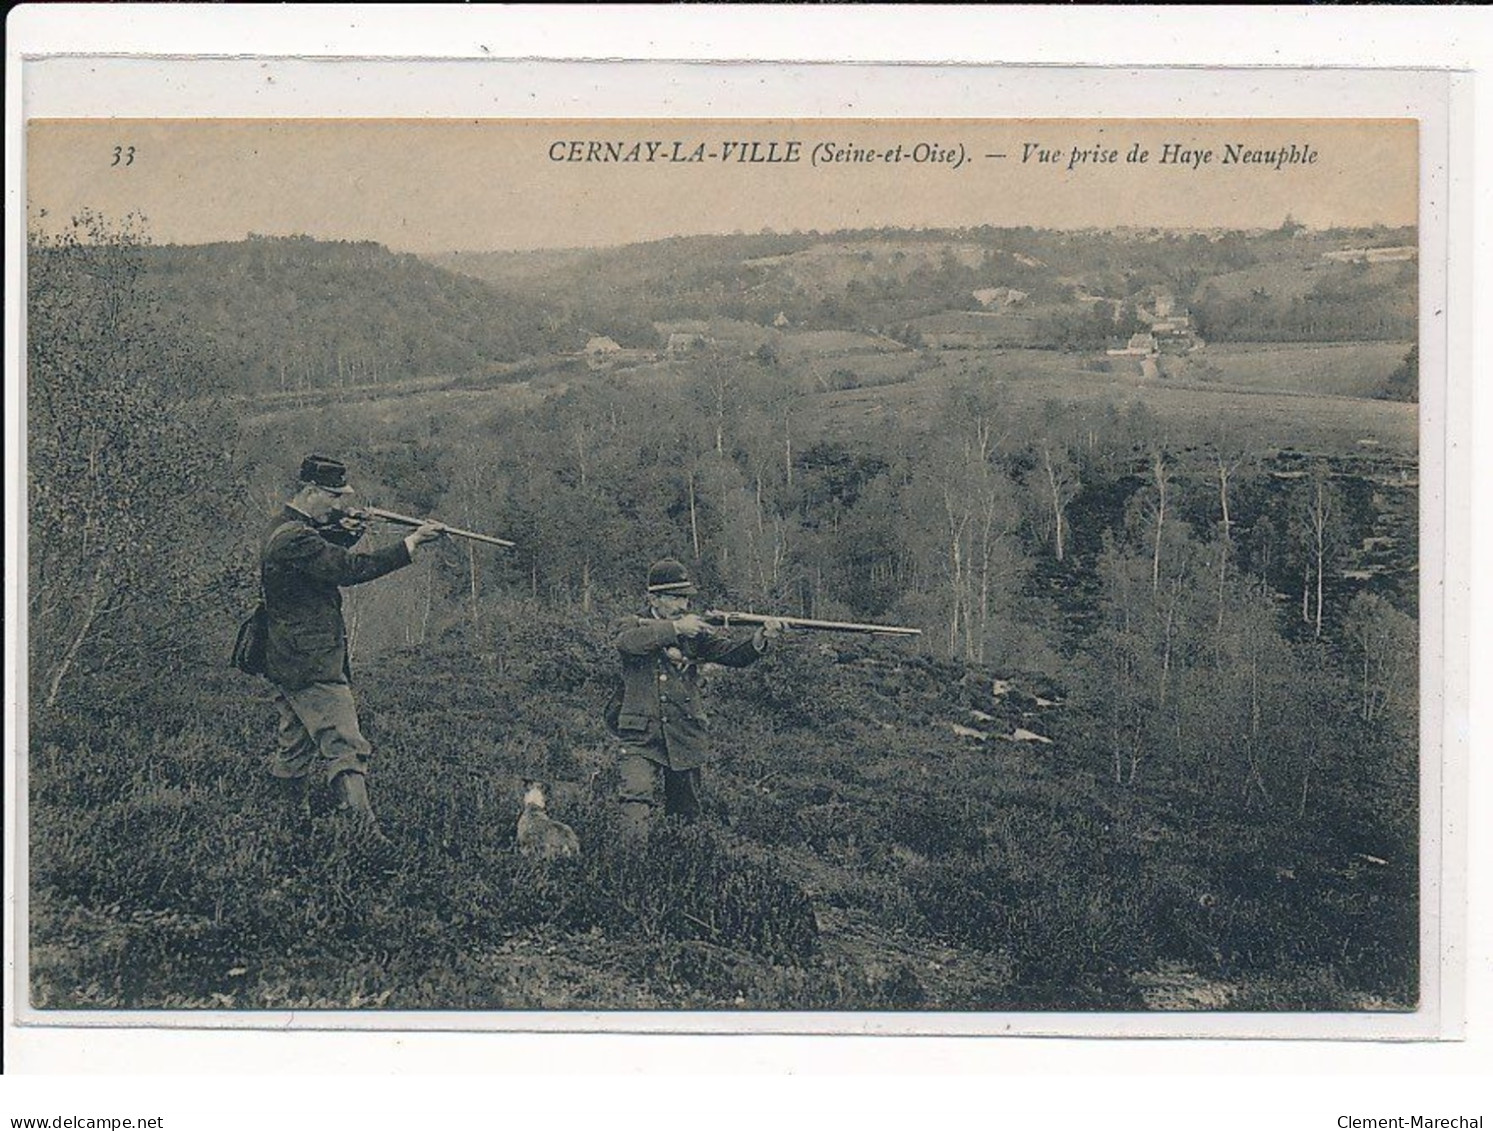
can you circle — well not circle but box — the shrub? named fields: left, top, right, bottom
left=723, top=642, right=862, bottom=730
left=900, top=855, right=1146, bottom=1006
left=584, top=821, right=819, bottom=965
left=878, top=795, right=986, bottom=859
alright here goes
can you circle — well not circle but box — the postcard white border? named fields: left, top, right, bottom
left=4, top=4, right=1486, bottom=1087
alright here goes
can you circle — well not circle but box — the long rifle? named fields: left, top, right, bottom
left=356, top=505, right=516, bottom=548
left=703, top=609, right=921, bottom=637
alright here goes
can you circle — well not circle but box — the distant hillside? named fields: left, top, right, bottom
left=95, top=225, right=1416, bottom=399
left=431, top=232, right=823, bottom=345
left=139, top=236, right=566, bottom=394
left=1192, top=255, right=1416, bottom=343
left=432, top=229, right=1075, bottom=334
left=431, top=224, right=1417, bottom=346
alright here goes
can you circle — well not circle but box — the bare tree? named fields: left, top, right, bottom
left=1292, top=462, right=1346, bottom=639
left=1025, top=440, right=1081, bottom=563
left=1198, top=421, right=1257, bottom=646
left=1148, top=448, right=1171, bottom=592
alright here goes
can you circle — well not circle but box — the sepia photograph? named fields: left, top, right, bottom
left=8, top=37, right=1464, bottom=1052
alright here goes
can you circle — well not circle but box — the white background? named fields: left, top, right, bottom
left=4, top=5, right=1489, bottom=1126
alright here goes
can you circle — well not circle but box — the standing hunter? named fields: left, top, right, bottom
left=259, top=455, right=444, bottom=836
left=610, top=558, right=782, bottom=834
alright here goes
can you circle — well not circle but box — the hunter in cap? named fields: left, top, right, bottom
left=258, top=454, right=444, bottom=838
left=609, top=558, right=783, bottom=834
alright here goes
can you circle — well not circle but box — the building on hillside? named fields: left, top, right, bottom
left=1150, top=314, right=1202, bottom=353
left=1107, top=332, right=1157, bottom=357
left=773, top=311, right=791, bottom=328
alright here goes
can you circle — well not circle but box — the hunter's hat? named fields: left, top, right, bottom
left=647, top=558, right=697, bottom=596
left=299, top=454, right=354, bottom=495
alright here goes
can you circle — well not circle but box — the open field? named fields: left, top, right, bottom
left=231, top=338, right=1418, bottom=475
left=905, top=309, right=1047, bottom=349
left=774, top=329, right=911, bottom=358
left=743, top=239, right=987, bottom=291
left=1165, top=341, right=1411, bottom=400
left=236, top=376, right=562, bottom=435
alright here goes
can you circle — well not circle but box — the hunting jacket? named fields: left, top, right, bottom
left=260, top=506, right=412, bottom=690
left=613, top=613, right=766, bottom=771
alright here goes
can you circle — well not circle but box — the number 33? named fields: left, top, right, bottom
left=111, top=146, right=135, bottom=167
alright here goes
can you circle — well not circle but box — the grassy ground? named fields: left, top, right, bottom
left=27, top=610, right=1417, bottom=1014
left=1165, top=341, right=1411, bottom=399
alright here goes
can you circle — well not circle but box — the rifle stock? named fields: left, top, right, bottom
left=703, top=609, right=921, bottom=637
left=358, top=506, right=515, bottom=548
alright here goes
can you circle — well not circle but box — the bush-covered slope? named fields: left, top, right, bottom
left=29, top=603, right=1416, bottom=1012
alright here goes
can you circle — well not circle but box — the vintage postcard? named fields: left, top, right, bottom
left=7, top=48, right=1465, bottom=1050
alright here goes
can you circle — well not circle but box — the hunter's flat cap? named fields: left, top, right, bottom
left=647, top=558, right=697, bottom=595
left=299, top=454, right=354, bottom=494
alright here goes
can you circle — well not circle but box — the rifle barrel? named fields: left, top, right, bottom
left=362, top=506, right=515, bottom=548
left=704, top=610, right=921, bottom=637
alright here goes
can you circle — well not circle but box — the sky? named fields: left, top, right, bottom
left=26, top=118, right=1417, bottom=254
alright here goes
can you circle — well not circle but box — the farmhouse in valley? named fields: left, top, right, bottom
left=1138, top=291, right=1203, bottom=353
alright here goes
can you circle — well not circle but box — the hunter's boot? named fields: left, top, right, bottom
left=332, top=770, right=393, bottom=848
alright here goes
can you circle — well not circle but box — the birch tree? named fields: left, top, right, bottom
left=909, top=401, right=1022, bottom=663
left=1291, top=462, right=1346, bottom=639
left=1342, top=592, right=1416, bottom=724
left=1021, top=433, right=1082, bottom=566
left=1206, top=424, right=1254, bottom=633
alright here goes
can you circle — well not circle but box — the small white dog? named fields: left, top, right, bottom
left=516, top=781, right=581, bottom=860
